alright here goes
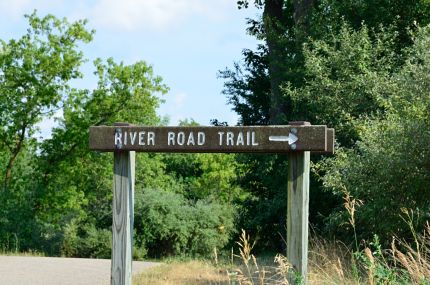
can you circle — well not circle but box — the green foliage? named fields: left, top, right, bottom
left=36, top=56, right=167, bottom=223
left=223, top=0, right=430, bottom=251
left=134, top=188, right=235, bottom=258
left=0, top=146, right=42, bottom=252
left=32, top=36, right=168, bottom=256
left=0, top=12, right=93, bottom=187
left=286, top=23, right=397, bottom=146
left=0, top=12, right=172, bottom=257
left=61, top=221, right=111, bottom=259
left=162, top=153, right=244, bottom=203
left=318, top=26, right=430, bottom=242
left=350, top=235, right=419, bottom=284
left=0, top=11, right=95, bottom=252
left=218, top=48, right=271, bottom=125
left=314, top=0, right=430, bottom=50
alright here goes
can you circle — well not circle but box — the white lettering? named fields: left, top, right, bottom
left=226, top=132, right=234, bottom=146
left=115, top=131, right=122, bottom=146
left=177, top=132, right=185, bottom=146
left=124, top=131, right=128, bottom=145
left=236, top=132, right=244, bottom=146
left=252, top=132, right=259, bottom=146
left=138, top=131, right=146, bottom=145
left=247, top=131, right=251, bottom=145
left=218, top=132, right=224, bottom=145
left=168, top=132, right=175, bottom=145
left=198, top=132, right=205, bottom=145
left=187, top=132, right=195, bottom=145
left=130, top=132, right=137, bottom=145
left=148, top=132, right=155, bottom=146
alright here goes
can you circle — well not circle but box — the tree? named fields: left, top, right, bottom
left=35, top=58, right=167, bottom=254
left=0, top=12, right=93, bottom=188
left=319, top=26, right=430, bottom=243
left=0, top=12, right=170, bottom=254
left=223, top=0, right=430, bottom=250
left=230, top=0, right=430, bottom=126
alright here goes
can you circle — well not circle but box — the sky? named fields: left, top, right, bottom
left=0, top=0, right=261, bottom=137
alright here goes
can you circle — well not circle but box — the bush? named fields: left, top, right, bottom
left=134, top=188, right=235, bottom=258
left=61, top=221, right=111, bottom=258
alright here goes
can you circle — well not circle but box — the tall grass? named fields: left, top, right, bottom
left=227, top=231, right=359, bottom=285
left=227, top=227, right=430, bottom=284
left=227, top=189, right=430, bottom=285
left=138, top=189, right=430, bottom=285
left=136, top=225, right=430, bottom=285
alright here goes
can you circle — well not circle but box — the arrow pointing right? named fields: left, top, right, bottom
left=269, top=132, right=298, bottom=145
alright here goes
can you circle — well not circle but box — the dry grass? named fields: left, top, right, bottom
left=133, top=231, right=430, bottom=285
left=390, top=220, right=430, bottom=284
left=230, top=232, right=361, bottom=285
left=228, top=229, right=291, bottom=284
left=134, top=260, right=229, bottom=285
left=135, top=207, right=430, bottom=285
left=135, top=188, right=430, bottom=285
left=308, top=238, right=358, bottom=285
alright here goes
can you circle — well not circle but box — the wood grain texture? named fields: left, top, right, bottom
left=111, top=151, right=135, bottom=285
left=89, top=125, right=328, bottom=153
left=287, top=151, right=310, bottom=284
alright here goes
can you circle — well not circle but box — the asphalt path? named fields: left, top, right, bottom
left=0, top=256, right=158, bottom=285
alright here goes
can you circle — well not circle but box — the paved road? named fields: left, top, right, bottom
left=0, top=256, right=158, bottom=285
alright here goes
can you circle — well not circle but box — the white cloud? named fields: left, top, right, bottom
left=90, top=0, right=232, bottom=32
left=0, top=0, right=81, bottom=19
left=0, top=0, right=32, bottom=19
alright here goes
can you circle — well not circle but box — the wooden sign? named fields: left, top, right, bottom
left=89, top=122, right=335, bottom=285
left=89, top=125, right=333, bottom=153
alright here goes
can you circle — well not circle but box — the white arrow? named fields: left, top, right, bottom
left=269, top=132, right=298, bottom=145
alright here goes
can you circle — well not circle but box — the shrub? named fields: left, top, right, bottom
left=317, top=25, right=430, bottom=243
left=134, top=188, right=235, bottom=258
left=61, top=221, right=111, bottom=258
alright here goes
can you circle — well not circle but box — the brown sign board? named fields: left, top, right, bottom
left=89, top=125, right=334, bottom=153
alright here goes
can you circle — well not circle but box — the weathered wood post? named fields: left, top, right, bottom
left=287, top=121, right=310, bottom=284
left=111, top=123, right=135, bottom=285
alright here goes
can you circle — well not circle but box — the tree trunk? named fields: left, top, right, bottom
left=263, top=0, right=315, bottom=125
left=263, top=0, right=286, bottom=125
left=4, top=151, right=19, bottom=187
left=3, top=126, right=26, bottom=189
left=292, top=0, right=315, bottom=26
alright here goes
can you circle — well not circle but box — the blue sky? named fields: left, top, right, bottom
left=0, top=0, right=261, bottom=136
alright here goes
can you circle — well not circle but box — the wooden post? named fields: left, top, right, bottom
left=287, top=121, right=310, bottom=284
left=111, top=124, right=135, bottom=285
